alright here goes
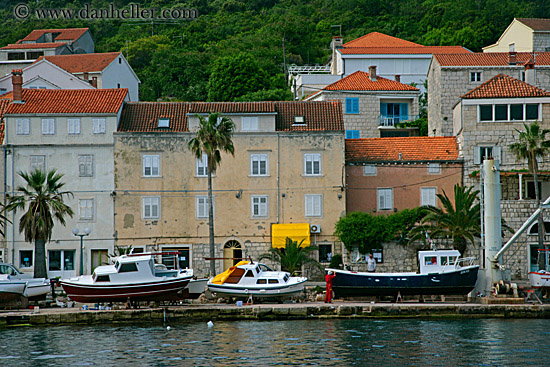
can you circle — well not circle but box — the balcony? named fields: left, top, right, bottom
left=378, top=115, right=419, bottom=127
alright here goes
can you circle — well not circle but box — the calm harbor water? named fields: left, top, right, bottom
left=1, top=318, right=549, bottom=366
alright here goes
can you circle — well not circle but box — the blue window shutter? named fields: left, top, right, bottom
left=346, top=130, right=360, bottom=139
left=353, top=98, right=359, bottom=113
left=345, top=98, right=352, bottom=113
left=400, top=103, right=408, bottom=120
left=381, top=103, right=388, bottom=116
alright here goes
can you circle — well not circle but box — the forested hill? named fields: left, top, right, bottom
left=1, top=0, right=548, bottom=102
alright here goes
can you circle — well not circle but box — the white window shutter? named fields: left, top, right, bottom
left=474, top=147, right=480, bottom=165
left=494, top=146, right=502, bottom=163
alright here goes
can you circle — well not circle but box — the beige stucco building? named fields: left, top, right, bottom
left=114, top=101, right=346, bottom=277
left=483, top=18, right=550, bottom=53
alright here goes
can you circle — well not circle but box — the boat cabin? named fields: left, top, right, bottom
left=211, top=261, right=289, bottom=286
left=92, top=254, right=158, bottom=283
left=418, top=250, right=461, bottom=274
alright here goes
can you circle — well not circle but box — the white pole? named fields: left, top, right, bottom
left=483, top=158, right=502, bottom=295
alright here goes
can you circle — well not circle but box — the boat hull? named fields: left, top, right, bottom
left=24, top=279, right=51, bottom=300
left=330, top=266, right=480, bottom=297
left=207, top=279, right=307, bottom=298
left=0, top=281, right=27, bottom=303
left=185, top=279, right=208, bottom=299
left=60, top=277, right=191, bottom=303
left=528, top=271, right=550, bottom=288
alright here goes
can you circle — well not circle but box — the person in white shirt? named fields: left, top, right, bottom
left=367, top=253, right=376, bottom=272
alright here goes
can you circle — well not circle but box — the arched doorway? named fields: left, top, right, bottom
left=223, top=240, right=243, bottom=270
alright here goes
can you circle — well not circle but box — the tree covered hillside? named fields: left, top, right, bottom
left=1, top=0, right=549, bottom=102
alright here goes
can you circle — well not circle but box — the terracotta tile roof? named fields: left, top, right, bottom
left=322, top=71, right=419, bottom=92
left=340, top=32, right=470, bottom=55
left=461, top=74, right=550, bottom=99
left=118, top=102, right=189, bottom=132
left=19, top=28, right=89, bottom=42
left=434, top=52, right=550, bottom=66
left=275, top=101, right=343, bottom=131
left=189, top=102, right=276, bottom=114
left=516, top=18, right=550, bottom=31
left=345, top=137, right=459, bottom=162
left=36, top=52, right=120, bottom=73
left=1, top=42, right=66, bottom=50
left=340, top=46, right=470, bottom=55
left=4, top=88, right=127, bottom=115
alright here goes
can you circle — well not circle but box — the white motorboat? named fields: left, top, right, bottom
left=159, top=266, right=208, bottom=299
left=60, top=252, right=193, bottom=303
left=0, top=263, right=51, bottom=300
left=0, top=274, right=27, bottom=303
left=528, top=270, right=550, bottom=289
left=207, top=261, right=308, bottom=299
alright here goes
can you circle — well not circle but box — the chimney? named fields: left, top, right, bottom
left=525, top=59, right=535, bottom=84
left=11, top=69, right=23, bottom=102
left=508, top=51, right=517, bottom=65
left=331, top=36, right=343, bottom=51
left=368, top=65, right=377, bottom=81
left=394, top=74, right=401, bottom=83
left=90, top=76, right=97, bottom=88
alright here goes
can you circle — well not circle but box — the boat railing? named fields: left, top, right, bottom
left=454, top=257, right=475, bottom=269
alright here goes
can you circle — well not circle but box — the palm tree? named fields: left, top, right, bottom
left=259, top=238, right=322, bottom=275
left=5, top=169, right=74, bottom=278
left=188, top=112, right=235, bottom=276
left=409, top=185, right=481, bottom=256
left=510, top=121, right=550, bottom=270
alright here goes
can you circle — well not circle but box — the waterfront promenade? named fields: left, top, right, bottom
left=2, top=300, right=550, bottom=327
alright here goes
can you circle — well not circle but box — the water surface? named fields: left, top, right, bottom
left=1, top=318, right=549, bottom=366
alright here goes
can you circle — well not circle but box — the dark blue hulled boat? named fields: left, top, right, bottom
left=327, top=250, right=479, bottom=298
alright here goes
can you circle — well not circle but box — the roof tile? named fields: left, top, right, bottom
left=118, top=102, right=189, bottom=132
left=4, top=88, right=127, bottom=114
left=188, top=102, right=276, bottom=114
left=36, top=52, right=120, bottom=73
left=322, top=71, right=419, bottom=91
left=516, top=18, right=550, bottom=31
left=461, top=74, right=550, bottom=99
left=345, top=137, right=459, bottom=162
left=434, top=52, right=550, bottom=66
left=20, top=28, right=89, bottom=42
left=1, top=42, right=66, bottom=50
left=275, top=101, right=343, bottom=131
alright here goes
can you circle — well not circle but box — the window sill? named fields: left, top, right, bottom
left=302, top=174, right=324, bottom=178
left=249, top=175, right=270, bottom=178
left=478, top=119, right=538, bottom=123
left=142, top=175, right=162, bottom=178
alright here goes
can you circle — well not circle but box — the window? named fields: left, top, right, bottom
left=526, top=181, right=542, bottom=200
left=27, top=51, right=44, bottom=59
left=479, top=103, right=539, bottom=122
left=305, top=194, right=322, bottom=217
left=470, top=72, right=481, bottom=82
left=68, top=118, right=81, bottom=134
left=268, top=279, right=279, bottom=284
left=78, top=155, right=94, bottom=177
left=363, top=164, right=377, bottom=176
left=48, top=250, right=75, bottom=272
left=346, top=130, right=360, bottom=139
left=30, top=155, right=45, bottom=172
left=319, top=244, right=332, bottom=263
left=256, top=279, right=267, bottom=284
left=345, top=98, right=359, bottom=114
left=293, top=116, right=305, bottom=125
left=93, top=118, right=106, bottom=134
left=78, top=199, right=94, bottom=220
left=0, top=88, right=6, bottom=95
left=196, top=196, right=214, bottom=218
left=242, top=117, right=259, bottom=131
left=380, top=103, right=409, bottom=125
left=251, top=196, right=268, bottom=217
left=8, top=52, right=25, bottom=60
left=377, top=188, right=393, bottom=210
left=251, top=154, right=268, bottom=176
left=16, top=118, right=30, bottom=135
left=196, top=154, right=208, bottom=177
left=119, top=263, right=138, bottom=272
left=474, top=146, right=501, bottom=164
left=421, top=187, right=437, bottom=207
left=304, top=153, right=321, bottom=175
left=427, top=163, right=441, bottom=174
left=20, top=250, right=33, bottom=268
left=143, top=197, right=160, bottom=219
left=158, top=118, right=169, bottom=128
left=143, top=155, right=160, bottom=177
left=41, top=119, right=55, bottom=135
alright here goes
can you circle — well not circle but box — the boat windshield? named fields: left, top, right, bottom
left=283, top=274, right=289, bottom=283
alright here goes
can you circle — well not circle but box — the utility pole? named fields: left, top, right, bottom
left=282, top=37, right=287, bottom=81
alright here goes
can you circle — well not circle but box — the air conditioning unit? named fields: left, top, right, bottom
left=310, top=224, right=321, bottom=233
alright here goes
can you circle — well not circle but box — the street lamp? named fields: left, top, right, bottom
left=72, top=227, right=91, bottom=276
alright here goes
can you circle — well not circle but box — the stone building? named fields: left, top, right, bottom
left=428, top=52, right=550, bottom=137
left=345, top=136, right=462, bottom=214
left=114, top=101, right=346, bottom=278
left=453, top=73, right=550, bottom=278
left=306, top=69, right=420, bottom=138
left=483, top=18, right=550, bottom=53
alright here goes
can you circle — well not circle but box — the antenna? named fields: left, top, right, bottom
left=331, top=24, right=342, bottom=37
